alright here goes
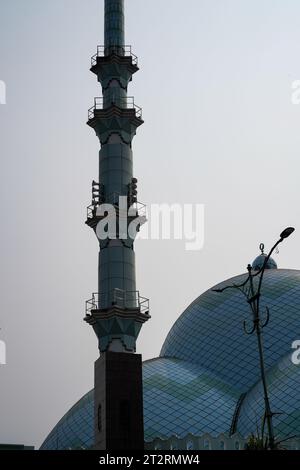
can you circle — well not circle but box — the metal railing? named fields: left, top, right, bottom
left=87, top=194, right=147, bottom=220
left=91, top=45, right=138, bottom=67
left=86, top=289, right=150, bottom=315
left=88, top=96, right=142, bottom=121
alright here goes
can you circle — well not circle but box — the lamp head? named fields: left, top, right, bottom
left=280, top=227, right=295, bottom=240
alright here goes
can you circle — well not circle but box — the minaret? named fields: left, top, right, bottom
left=84, top=0, right=150, bottom=450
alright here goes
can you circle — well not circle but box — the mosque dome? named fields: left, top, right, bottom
left=40, top=267, right=300, bottom=450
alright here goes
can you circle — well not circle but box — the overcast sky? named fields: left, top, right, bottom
left=1, top=0, right=300, bottom=448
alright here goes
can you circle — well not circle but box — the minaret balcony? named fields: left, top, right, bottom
left=90, top=45, right=139, bottom=88
left=87, top=96, right=144, bottom=142
left=85, top=289, right=150, bottom=317
left=91, top=45, right=138, bottom=67
left=86, top=193, right=146, bottom=221
left=84, top=289, right=150, bottom=352
left=88, top=96, right=142, bottom=121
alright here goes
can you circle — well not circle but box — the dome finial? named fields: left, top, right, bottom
left=259, top=243, right=265, bottom=255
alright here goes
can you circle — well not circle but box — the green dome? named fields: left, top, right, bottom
left=41, top=269, right=300, bottom=449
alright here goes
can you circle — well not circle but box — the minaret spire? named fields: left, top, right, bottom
left=104, top=0, right=125, bottom=49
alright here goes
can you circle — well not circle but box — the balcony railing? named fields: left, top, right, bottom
left=87, top=193, right=147, bottom=220
left=91, top=45, right=138, bottom=67
left=86, top=289, right=150, bottom=315
left=88, top=96, right=142, bottom=121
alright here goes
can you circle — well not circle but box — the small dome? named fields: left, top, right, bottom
left=252, top=254, right=277, bottom=270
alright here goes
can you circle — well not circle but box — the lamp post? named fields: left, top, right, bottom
left=213, top=227, right=295, bottom=450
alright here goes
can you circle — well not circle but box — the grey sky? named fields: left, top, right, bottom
left=0, top=0, right=300, bottom=448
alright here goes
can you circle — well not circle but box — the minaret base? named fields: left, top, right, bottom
left=93, top=351, right=144, bottom=450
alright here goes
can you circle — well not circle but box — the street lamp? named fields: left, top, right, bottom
left=213, top=227, right=295, bottom=450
